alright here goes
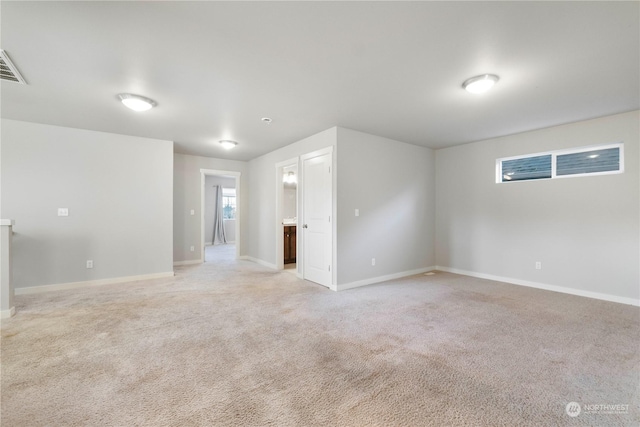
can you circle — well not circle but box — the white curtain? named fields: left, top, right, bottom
left=212, top=185, right=227, bottom=244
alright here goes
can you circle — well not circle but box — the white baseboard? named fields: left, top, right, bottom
left=436, top=266, right=639, bottom=307
left=173, top=259, right=201, bottom=266
left=335, top=266, right=437, bottom=292
left=15, top=271, right=175, bottom=295
left=239, top=256, right=277, bottom=270
left=0, top=306, right=15, bottom=319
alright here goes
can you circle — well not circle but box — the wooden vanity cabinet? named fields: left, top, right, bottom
left=284, top=225, right=296, bottom=264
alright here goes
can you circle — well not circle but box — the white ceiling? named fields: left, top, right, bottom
left=1, top=1, right=638, bottom=161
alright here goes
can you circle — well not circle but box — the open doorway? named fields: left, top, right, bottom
left=275, top=158, right=299, bottom=276
left=200, top=169, right=241, bottom=263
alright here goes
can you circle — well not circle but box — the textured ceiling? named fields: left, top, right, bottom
left=1, top=1, right=638, bottom=161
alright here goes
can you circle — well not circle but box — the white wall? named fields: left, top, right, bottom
left=247, top=125, right=436, bottom=288
left=435, top=111, right=640, bottom=302
left=204, top=175, right=236, bottom=244
left=247, top=127, right=337, bottom=266
left=0, top=119, right=174, bottom=288
left=173, top=153, right=248, bottom=263
left=336, top=128, right=435, bottom=286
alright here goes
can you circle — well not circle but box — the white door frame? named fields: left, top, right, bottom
left=275, top=157, right=300, bottom=274
left=200, top=169, right=241, bottom=262
left=300, top=146, right=337, bottom=289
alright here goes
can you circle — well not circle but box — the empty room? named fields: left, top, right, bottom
left=1, top=1, right=638, bottom=426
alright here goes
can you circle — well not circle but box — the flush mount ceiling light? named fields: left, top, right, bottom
left=261, top=117, right=273, bottom=124
left=462, top=74, right=499, bottom=94
left=118, top=93, right=157, bottom=112
left=219, top=140, right=238, bottom=150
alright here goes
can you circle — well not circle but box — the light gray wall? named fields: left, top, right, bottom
left=0, top=119, right=174, bottom=288
left=435, top=110, right=640, bottom=301
left=173, top=153, right=248, bottom=263
left=204, top=175, right=236, bottom=244
left=336, top=127, right=435, bottom=285
left=247, top=127, right=337, bottom=265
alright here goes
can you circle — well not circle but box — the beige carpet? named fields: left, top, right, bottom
left=2, top=250, right=639, bottom=426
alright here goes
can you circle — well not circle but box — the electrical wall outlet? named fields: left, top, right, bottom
left=371, top=258, right=376, bottom=266
left=58, top=208, right=69, bottom=216
left=86, top=260, right=93, bottom=269
left=355, top=209, right=359, bottom=217
left=190, top=246, right=195, bottom=252
left=190, top=209, right=195, bottom=215
left=535, top=261, right=542, bottom=270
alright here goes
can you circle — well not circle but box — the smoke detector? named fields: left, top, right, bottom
left=0, top=50, right=27, bottom=84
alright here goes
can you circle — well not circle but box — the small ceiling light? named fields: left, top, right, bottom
left=261, top=117, right=273, bottom=124
left=118, top=93, right=157, bottom=112
left=219, top=140, right=238, bottom=150
left=283, top=171, right=296, bottom=184
left=462, top=74, right=499, bottom=94
left=588, top=154, right=599, bottom=159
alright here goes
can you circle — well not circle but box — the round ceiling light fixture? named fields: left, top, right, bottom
left=462, top=74, right=499, bottom=94
left=118, top=93, right=157, bottom=112
left=219, top=140, right=238, bottom=150
left=261, top=117, right=273, bottom=124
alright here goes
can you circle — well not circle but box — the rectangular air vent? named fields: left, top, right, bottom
left=0, top=50, right=26, bottom=84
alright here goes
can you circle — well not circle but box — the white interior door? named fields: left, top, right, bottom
left=302, top=150, right=332, bottom=287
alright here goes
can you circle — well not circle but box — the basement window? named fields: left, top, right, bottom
left=497, top=143, right=623, bottom=183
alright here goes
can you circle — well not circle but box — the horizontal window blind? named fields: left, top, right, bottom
left=497, top=143, right=623, bottom=183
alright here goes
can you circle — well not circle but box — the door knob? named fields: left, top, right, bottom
left=303, top=224, right=308, bottom=228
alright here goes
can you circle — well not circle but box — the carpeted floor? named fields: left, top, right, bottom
left=1, top=249, right=639, bottom=426
left=204, top=243, right=236, bottom=263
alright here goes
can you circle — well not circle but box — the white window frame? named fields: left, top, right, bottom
left=496, top=142, right=624, bottom=184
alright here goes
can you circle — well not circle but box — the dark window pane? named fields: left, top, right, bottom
left=501, top=155, right=552, bottom=182
left=557, top=147, right=620, bottom=176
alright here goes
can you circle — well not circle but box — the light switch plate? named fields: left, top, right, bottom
left=58, top=208, right=69, bottom=216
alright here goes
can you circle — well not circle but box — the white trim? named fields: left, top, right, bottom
left=300, top=145, right=333, bottom=161
left=1, top=306, right=15, bottom=319
left=239, top=256, right=277, bottom=270
left=14, top=272, right=175, bottom=295
left=435, top=266, right=639, bottom=307
left=200, top=169, right=241, bottom=263
left=335, top=266, right=437, bottom=292
left=173, top=260, right=201, bottom=266
left=0, top=219, right=15, bottom=226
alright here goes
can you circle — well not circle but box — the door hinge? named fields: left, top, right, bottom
left=329, top=166, right=331, bottom=173
left=328, top=265, right=331, bottom=272
left=328, top=215, right=331, bottom=222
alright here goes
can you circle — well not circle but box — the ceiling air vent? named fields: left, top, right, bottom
left=0, top=50, right=27, bottom=84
